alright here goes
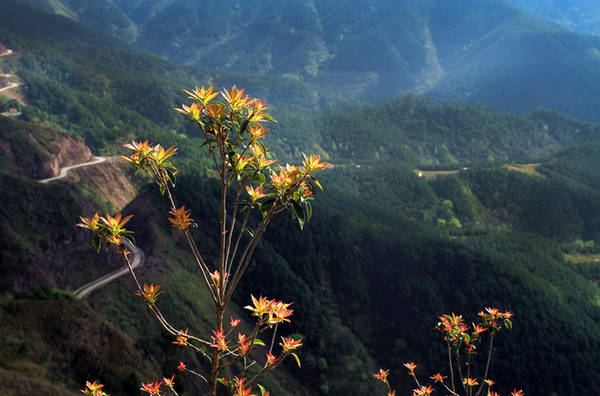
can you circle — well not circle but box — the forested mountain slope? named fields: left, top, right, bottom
left=12, top=0, right=600, bottom=122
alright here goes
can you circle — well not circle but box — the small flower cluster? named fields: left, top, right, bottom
left=138, top=374, right=177, bottom=395
left=436, top=307, right=512, bottom=351
left=373, top=308, right=520, bottom=396
left=174, top=85, right=328, bottom=229
left=77, top=212, right=133, bottom=252
left=122, top=140, right=178, bottom=192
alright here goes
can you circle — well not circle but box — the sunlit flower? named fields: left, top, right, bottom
left=430, top=373, right=447, bottom=382
left=234, top=377, right=256, bottom=396
left=211, top=329, right=228, bottom=351
left=163, top=375, right=175, bottom=388
left=473, top=324, right=488, bottom=335
left=374, top=368, right=390, bottom=383
left=279, top=336, right=302, bottom=352
left=172, top=328, right=189, bottom=346
left=230, top=317, right=241, bottom=328
left=168, top=205, right=193, bottom=231
left=136, top=283, right=162, bottom=304
left=302, top=153, right=329, bottom=173
left=177, top=361, right=186, bottom=372
left=463, top=378, right=478, bottom=387
left=268, top=300, right=294, bottom=324
left=77, top=212, right=102, bottom=232
left=238, top=333, right=250, bottom=355
left=140, top=381, right=162, bottom=395
left=81, top=381, right=109, bottom=396
left=266, top=352, right=277, bottom=365
left=246, top=185, right=267, bottom=203
left=413, top=385, right=434, bottom=396
left=404, top=362, right=417, bottom=375
left=511, top=389, right=525, bottom=396
left=245, top=295, right=272, bottom=317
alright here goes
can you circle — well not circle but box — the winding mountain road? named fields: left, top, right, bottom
left=39, top=155, right=145, bottom=298
left=0, top=49, right=21, bottom=93
left=39, top=156, right=107, bottom=183
left=74, top=239, right=144, bottom=298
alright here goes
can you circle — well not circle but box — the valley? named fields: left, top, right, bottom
left=2, top=1, right=600, bottom=395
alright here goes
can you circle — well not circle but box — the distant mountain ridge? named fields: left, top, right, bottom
left=10, top=0, right=600, bottom=122
left=506, top=0, right=600, bottom=36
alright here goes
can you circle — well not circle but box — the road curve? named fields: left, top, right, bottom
left=74, top=239, right=144, bottom=298
left=39, top=156, right=106, bottom=183
left=0, top=49, right=13, bottom=57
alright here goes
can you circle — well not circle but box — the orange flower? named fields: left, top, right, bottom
left=485, top=307, right=499, bottom=317
left=81, top=381, right=109, bottom=396
left=150, top=144, right=177, bottom=166
left=238, top=333, right=250, bottom=355
left=163, top=375, right=175, bottom=388
left=511, top=389, right=525, bottom=396
left=463, top=378, right=478, bottom=387
left=473, top=324, right=488, bottom=335
left=404, top=362, right=417, bottom=375
left=302, top=153, right=329, bottom=173
left=374, top=368, right=389, bottom=383
left=255, top=156, right=277, bottom=169
left=248, top=98, right=272, bottom=122
left=205, top=102, right=226, bottom=122
left=413, top=385, right=434, bottom=396
left=77, top=212, right=101, bottom=232
left=100, top=213, right=134, bottom=245
left=172, top=328, right=189, bottom=346
left=430, top=373, right=447, bottom=382
left=485, top=379, right=496, bottom=386
left=387, top=391, right=396, bottom=396
left=234, top=377, right=256, bottom=396
left=230, top=317, right=241, bottom=328
left=211, top=329, right=228, bottom=351
left=248, top=124, right=269, bottom=139
left=504, top=311, right=513, bottom=318
left=245, top=295, right=272, bottom=317
left=168, top=205, right=193, bottom=231
left=489, top=392, right=500, bottom=396
left=136, top=283, right=162, bottom=304
left=177, top=361, right=186, bottom=372
left=221, top=86, right=251, bottom=113
left=183, top=85, right=219, bottom=105
left=280, top=336, right=302, bottom=352
left=268, top=300, right=294, bottom=324
left=246, top=185, right=267, bottom=203
left=266, top=352, right=277, bottom=365
left=140, top=381, right=162, bottom=394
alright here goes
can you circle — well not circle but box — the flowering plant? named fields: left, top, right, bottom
left=78, top=85, right=328, bottom=395
left=374, top=308, right=522, bottom=396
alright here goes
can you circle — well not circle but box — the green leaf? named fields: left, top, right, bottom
left=239, top=118, right=249, bottom=133
left=257, top=384, right=267, bottom=396
left=252, top=338, right=266, bottom=346
left=305, top=202, right=312, bottom=222
left=290, top=352, right=301, bottom=368
left=505, top=319, right=513, bottom=330
left=260, top=198, right=275, bottom=217
left=92, top=233, right=101, bottom=253
left=290, top=199, right=303, bottom=219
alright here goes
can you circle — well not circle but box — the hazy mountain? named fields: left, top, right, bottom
left=506, top=0, right=600, bottom=35
left=12, top=0, right=600, bottom=122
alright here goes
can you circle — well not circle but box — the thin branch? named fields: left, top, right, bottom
left=474, top=333, right=495, bottom=396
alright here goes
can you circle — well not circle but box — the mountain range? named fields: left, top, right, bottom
left=3, top=1, right=600, bottom=395
left=10, top=0, right=600, bottom=122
